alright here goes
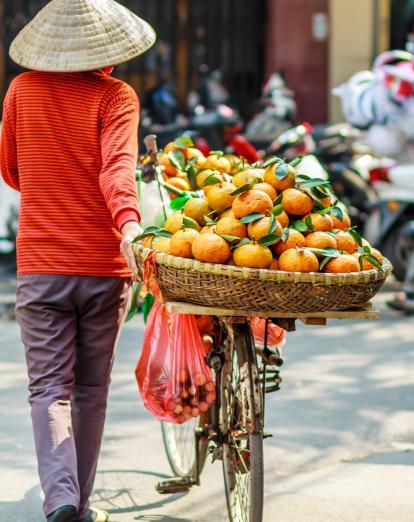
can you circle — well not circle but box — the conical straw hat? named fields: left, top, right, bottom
left=9, top=0, right=156, bottom=72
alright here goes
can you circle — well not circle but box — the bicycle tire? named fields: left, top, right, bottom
left=221, top=322, right=264, bottom=522
left=161, top=412, right=209, bottom=479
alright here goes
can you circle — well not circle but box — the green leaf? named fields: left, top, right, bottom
left=186, top=163, right=197, bottom=188
left=143, top=226, right=160, bottom=235
left=259, top=234, right=281, bottom=247
left=292, top=220, right=308, bottom=233
left=210, top=150, right=224, bottom=156
left=316, top=206, right=332, bottom=215
left=276, top=162, right=289, bottom=180
left=305, top=215, right=315, bottom=232
left=349, top=228, right=363, bottom=246
left=298, top=178, right=330, bottom=190
left=132, top=231, right=154, bottom=243
left=319, top=256, right=332, bottom=271
left=308, top=247, right=341, bottom=258
left=289, top=156, right=302, bottom=167
left=156, top=230, right=173, bottom=238
left=173, top=134, right=194, bottom=149
left=232, top=237, right=251, bottom=250
left=183, top=217, right=199, bottom=230
left=281, top=228, right=290, bottom=242
left=263, top=156, right=283, bottom=168
left=204, top=215, right=217, bottom=225
left=170, top=195, right=191, bottom=211
left=270, top=204, right=284, bottom=217
left=218, top=234, right=241, bottom=244
left=312, top=185, right=331, bottom=199
left=332, top=206, right=344, bottom=221
left=273, top=193, right=283, bottom=206
left=365, top=254, right=384, bottom=271
left=358, top=255, right=364, bottom=270
left=203, top=174, right=222, bottom=187
left=239, top=212, right=265, bottom=224
left=231, top=183, right=253, bottom=196
left=269, top=215, right=278, bottom=234
left=168, top=150, right=185, bottom=171
left=296, top=174, right=312, bottom=181
left=173, top=135, right=194, bottom=148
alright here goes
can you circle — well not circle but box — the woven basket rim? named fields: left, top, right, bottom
left=133, top=244, right=392, bottom=286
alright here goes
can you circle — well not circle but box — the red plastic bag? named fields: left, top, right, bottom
left=251, top=317, right=286, bottom=348
left=136, top=301, right=215, bottom=424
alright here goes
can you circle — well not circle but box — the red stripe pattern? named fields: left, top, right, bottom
left=0, top=70, right=140, bottom=277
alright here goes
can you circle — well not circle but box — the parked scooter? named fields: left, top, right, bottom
left=266, top=122, right=378, bottom=230
left=364, top=163, right=414, bottom=281
left=244, top=73, right=296, bottom=151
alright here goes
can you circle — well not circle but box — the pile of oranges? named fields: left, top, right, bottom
left=141, top=137, right=384, bottom=274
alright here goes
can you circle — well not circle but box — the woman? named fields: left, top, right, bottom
left=0, top=1, right=155, bottom=520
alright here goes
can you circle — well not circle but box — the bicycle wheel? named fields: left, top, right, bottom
left=161, top=412, right=209, bottom=478
left=221, top=322, right=264, bottom=522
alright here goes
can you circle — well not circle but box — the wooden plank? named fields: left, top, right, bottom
left=165, top=301, right=380, bottom=321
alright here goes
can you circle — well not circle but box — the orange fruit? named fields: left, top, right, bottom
left=164, top=212, right=200, bottom=234
left=331, top=211, right=351, bottom=230
left=247, top=217, right=282, bottom=242
left=279, top=248, right=319, bottom=273
left=264, top=162, right=296, bottom=191
left=303, top=212, right=333, bottom=232
left=206, top=182, right=236, bottom=211
left=204, top=154, right=232, bottom=173
left=281, top=188, right=314, bottom=216
left=170, top=229, right=200, bottom=258
left=152, top=237, right=172, bottom=254
left=232, top=189, right=273, bottom=219
left=196, top=169, right=222, bottom=189
left=200, top=225, right=217, bottom=234
left=273, top=229, right=306, bottom=255
left=276, top=210, right=290, bottom=229
left=324, top=254, right=360, bottom=273
left=167, top=177, right=191, bottom=199
left=335, top=231, right=358, bottom=254
left=354, top=248, right=384, bottom=270
left=233, top=243, right=273, bottom=269
left=232, top=169, right=264, bottom=188
left=269, top=258, right=279, bottom=270
left=185, top=147, right=206, bottom=167
left=224, top=154, right=244, bottom=174
left=254, top=182, right=278, bottom=201
left=192, top=233, right=231, bottom=264
left=158, top=152, right=178, bottom=176
left=216, top=216, right=247, bottom=239
left=183, top=198, right=211, bottom=225
left=304, top=231, right=337, bottom=255
left=220, top=208, right=236, bottom=219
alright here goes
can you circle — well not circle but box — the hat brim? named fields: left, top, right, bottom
left=9, top=0, right=156, bottom=73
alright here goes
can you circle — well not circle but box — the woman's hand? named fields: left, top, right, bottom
left=120, top=221, right=143, bottom=280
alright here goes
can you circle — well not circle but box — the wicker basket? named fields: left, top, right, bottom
left=134, top=244, right=392, bottom=313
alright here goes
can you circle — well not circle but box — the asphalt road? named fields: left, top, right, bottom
left=1, top=290, right=413, bottom=522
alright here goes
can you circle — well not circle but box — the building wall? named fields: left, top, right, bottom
left=329, top=0, right=390, bottom=122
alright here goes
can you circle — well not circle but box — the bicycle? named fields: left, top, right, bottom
left=156, top=301, right=379, bottom=522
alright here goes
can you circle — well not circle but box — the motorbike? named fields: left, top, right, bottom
left=243, top=73, right=296, bottom=152
left=364, top=163, right=414, bottom=281
left=266, top=122, right=378, bottom=230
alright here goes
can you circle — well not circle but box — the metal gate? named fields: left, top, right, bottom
left=1, top=0, right=266, bottom=117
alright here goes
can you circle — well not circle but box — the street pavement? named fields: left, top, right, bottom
left=0, top=289, right=413, bottom=522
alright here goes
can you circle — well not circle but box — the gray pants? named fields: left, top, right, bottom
left=403, top=251, right=414, bottom=295
left=15, top=275, right=131, bottom=518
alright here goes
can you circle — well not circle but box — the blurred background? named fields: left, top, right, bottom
left=0, top=0, right=409, bottom=122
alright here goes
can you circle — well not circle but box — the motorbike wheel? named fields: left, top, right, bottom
left=381, top=220, right=414, bottom=282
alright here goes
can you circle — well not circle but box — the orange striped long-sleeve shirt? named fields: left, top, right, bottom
left=0, top=70, right=141, bottom=277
